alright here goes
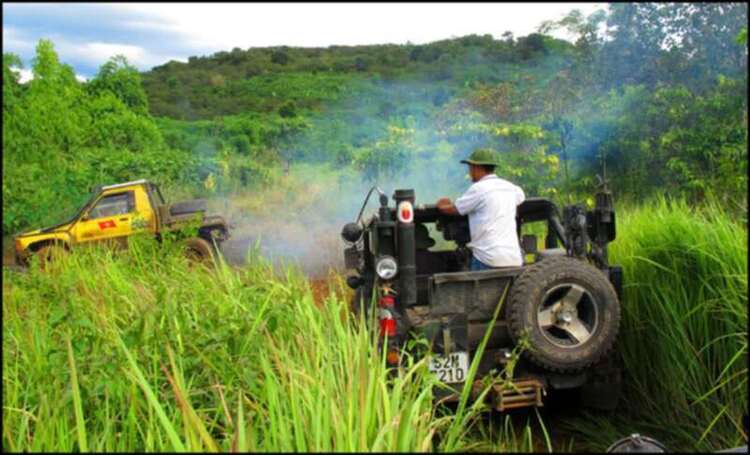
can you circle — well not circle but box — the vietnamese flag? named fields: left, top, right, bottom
left=98, top=220, right=117, bottom=230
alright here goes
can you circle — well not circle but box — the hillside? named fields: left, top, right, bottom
left=141, top=34, right=573, bottom=119
left=4, top=4, right=747, bottom=237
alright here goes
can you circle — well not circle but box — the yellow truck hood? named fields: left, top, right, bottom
left=17, top=223, right=72, bottom=238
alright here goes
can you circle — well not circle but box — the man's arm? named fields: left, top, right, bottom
left=516, top=185, right=525, bottom=205
left=436, top=197, right=460, bottom=216
left=454, top=185, right=481, bottom=215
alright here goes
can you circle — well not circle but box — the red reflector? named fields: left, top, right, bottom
left=397, top=201, right=414, bottom=223
left=379, top=295, right=395, bottom=307
left=379, top=318, right=397, bottom=337
left=386, top=350, right=400, bottom=365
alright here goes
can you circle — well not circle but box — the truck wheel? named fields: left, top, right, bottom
left=182, top=237, right=216, bottom=264
left=35, top=244, right=67, bottom=270
left=507, top=256, right=620, bottom=373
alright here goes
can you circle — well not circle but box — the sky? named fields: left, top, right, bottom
left=3, top=2, right=606, bottom=82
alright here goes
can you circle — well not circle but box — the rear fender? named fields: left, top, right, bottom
left=199, top=221, right=230, bottom=244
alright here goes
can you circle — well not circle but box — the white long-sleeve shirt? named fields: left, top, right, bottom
left=454, top=174, right=525, bottom=267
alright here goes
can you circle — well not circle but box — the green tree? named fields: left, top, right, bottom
left=600, top=3, right=748, bottom=90
left=88, top=55, right=150, bottom=115
left=2, top=53, right=23, bottom=107
left=24, top=39, right=87, bottom=157
left=271, top=49, right=289, bottom=65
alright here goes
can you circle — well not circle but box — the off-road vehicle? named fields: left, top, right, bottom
left=14, top=179, right=230, bottom=265
left=340, top=182, right=623, bottom=411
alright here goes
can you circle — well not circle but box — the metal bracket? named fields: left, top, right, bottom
left=493, top=378, right=545, bottom=412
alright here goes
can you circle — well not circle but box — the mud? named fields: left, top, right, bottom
left=3, top=236, right=16, bottom=266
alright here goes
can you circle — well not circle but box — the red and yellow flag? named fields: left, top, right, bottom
left=98, top=220, right=117, bottom=230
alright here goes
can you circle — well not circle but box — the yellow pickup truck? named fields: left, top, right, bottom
left=14, top=179, right=230, bottom=265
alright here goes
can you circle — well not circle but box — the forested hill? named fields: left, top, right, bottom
left=140, top=33, right=575, bottom=120
left=3, top=4, right=748, bottom=236
left=137, top=3, right=747, bottom=205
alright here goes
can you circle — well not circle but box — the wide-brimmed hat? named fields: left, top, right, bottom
left=460, top=148, right=498, bottom=166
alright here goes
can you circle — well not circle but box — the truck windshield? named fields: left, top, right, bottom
left=40, top=191, right=96, bottom=232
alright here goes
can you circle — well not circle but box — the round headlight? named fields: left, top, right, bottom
left=376, top=256, right=398, bottom=280
left=341, top=222, right=363, bottom=243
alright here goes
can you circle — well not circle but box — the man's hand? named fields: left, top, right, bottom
left=436, top=197, right=459, bottom=215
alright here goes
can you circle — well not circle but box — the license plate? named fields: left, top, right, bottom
left=344, top=246, right=361, bottom=269
left=429, top=352, right=469, bottom=383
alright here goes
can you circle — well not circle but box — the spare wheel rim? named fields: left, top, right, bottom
left=536, top=283, right=599, bottom=349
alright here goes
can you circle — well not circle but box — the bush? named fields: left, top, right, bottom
left=271, top=50, right=289, bottom=65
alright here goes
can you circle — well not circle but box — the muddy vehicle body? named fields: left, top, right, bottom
left=14, top=179, right=230, bottom=264
left=341, top=184, right=623, bottom=411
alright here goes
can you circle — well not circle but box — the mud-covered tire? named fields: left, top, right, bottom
left=35, top=244, right=67, bottom=270
left=507, top=256, right=620, bottom=373
left=182, top=237, right=216, bottom=263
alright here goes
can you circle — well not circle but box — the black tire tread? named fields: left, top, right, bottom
left=183, top=236, right=216, bottom=263
left=507, top=256, right=621, bottom=373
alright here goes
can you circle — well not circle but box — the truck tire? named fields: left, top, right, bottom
left=183, top=237, right=216, bottom=264
left=507, top=256, right=620, bottom=373
left=35, top=244, right=67, bottom=270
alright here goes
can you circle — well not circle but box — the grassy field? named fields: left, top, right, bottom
left=2, top=198, right=747, bottom=452
left=1, top=238, right=517, bottom=452
left=564, top=197, right=748, bottom=452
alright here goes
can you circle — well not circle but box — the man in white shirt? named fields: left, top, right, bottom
left=436, top=148, right=526, bottom=270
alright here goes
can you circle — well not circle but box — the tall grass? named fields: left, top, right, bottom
left=2, top=236, right=532, bottom=451
left=564, top=196, right=747, bottom=452
left=3, top=197, right=745, bottom=452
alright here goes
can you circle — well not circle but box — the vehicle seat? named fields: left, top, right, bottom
left=415, top=224, right=436, bottom=250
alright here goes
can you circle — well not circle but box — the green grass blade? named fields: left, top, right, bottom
left=66, top=332, right=88, bottom=453
left=115, top=334, right=186, bottom=452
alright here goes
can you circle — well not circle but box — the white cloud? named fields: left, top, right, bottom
left=50, top=38, right=184, bottom=72
left=114, top=3, right=607, bottom=57
left=12, top=67, right=34, bottom=83
left=2, top=25, right=36, bottom=53
left=83, top=42, right=145, bottom=64
left=10, top=66, right=87, bottom=83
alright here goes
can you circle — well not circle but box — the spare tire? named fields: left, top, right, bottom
left=507, top=256, right=620, bottom=373
left=170, top=199, right=207, bottom=216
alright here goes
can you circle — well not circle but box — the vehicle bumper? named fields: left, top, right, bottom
left=15, top=250, right=30, bottom=266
